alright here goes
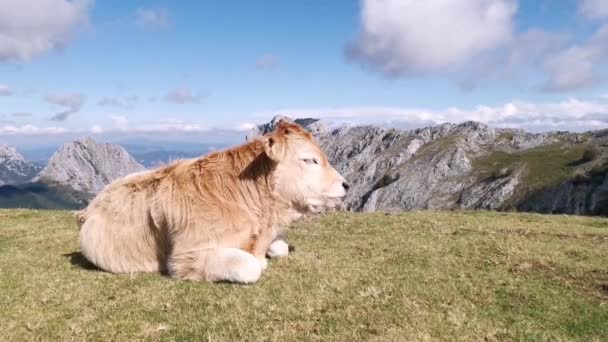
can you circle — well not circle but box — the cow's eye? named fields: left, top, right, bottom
left=302, top=158, right=318, bottom=165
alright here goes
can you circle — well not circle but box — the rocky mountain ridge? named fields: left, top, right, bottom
left=248, top=116, right=608, bottom=216
left=1, top=138, right=145, bottom=209
left=33, top=137, right=145, bottom=198
left=0, top=144, right=42, bottom=186
left=2, top=118, right=608, bottom=215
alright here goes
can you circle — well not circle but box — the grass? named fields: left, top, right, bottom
left=498, top=131, right=515, bottom=142
left=1, top=209, right=608, bottom=341
left=473, top=142, right=588, bottom=192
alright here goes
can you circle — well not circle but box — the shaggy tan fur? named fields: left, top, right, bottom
left=76, top=120, right=347, bottom=283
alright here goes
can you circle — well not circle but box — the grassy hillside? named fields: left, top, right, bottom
left=0, top=183, right=84, bottom=210
left=473, top=142, right=589, bottom=193
left=1, top=210, right=607, bottom=341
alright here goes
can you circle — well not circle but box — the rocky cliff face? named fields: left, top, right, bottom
left=248, top=116, right=608, bottom=216
left=0, top=144, right=42, bottom=186
left=34, top=137, right=145, bottom=199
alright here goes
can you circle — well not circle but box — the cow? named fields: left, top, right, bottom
left=75, top=120, right=349, bottom=284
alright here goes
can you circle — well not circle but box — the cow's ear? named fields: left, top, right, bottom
left=276, top=120, right=295, bottom=135
left=263, top=135, right=283, bottom=161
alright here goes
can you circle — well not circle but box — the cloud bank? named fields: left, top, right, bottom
left=264, top=97, right=608, bottom=133
left=46, top=93, right=85, bottom=121
left=347, top=0, right=517, bottom=75
left=0, top=0, right=92, bottom=62
left=347, top=0, right=608, bottom=92
left=4, top=97, right=608, bottom=136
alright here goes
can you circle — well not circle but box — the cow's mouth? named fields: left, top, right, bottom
left=325, top=196, right=345, bottom=207
left=306, top=197, right=344, bottom=212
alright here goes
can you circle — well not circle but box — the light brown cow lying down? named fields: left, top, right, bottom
left=76, top=120, right=348, bottom=284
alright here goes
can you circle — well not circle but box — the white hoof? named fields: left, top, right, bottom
left=214, top=248, right=262, bottom=284
left=258, top=256, right=268, bottom=270
left=267, top=239, right=289, bottom=258
left=232, top=254, right=262, bottom=284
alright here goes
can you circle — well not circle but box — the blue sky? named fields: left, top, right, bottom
left=1, top=0, right=608, bottom=143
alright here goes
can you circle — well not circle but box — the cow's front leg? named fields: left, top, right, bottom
left=257, top=256, right=268, bottom=270
left=267, top=238, right=290, bottom=258
left=251, top=230, right=275, bottom=270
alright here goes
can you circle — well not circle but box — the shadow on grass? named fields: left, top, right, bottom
left=63, top=252, right=100, bottom=271
left=62, top=245, right=297, bottom=275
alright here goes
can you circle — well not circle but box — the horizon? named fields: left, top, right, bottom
left=1, top=0, right=608, bottom=147
left=3, top=115, right=604, bottom=152
left=3, top=114, right=606, bottom=166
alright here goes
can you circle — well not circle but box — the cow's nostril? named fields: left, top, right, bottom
left=342, top=182, right=350, bottom=190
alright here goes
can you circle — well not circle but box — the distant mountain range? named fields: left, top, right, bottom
left=1, top=138, right=144, bottom=209
left=2, top=117, right=608, bottom=215
left=18, top=140, right=226, bottom=168
left=0, top=144, right=43, bottom=186
left=0, top=137, right=227, bottom=209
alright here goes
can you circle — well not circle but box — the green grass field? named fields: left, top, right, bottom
left=1, top=209, right=607, bottom=341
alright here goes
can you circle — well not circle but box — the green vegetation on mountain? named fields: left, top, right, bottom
left=0, top=183, right=84, bottom=210
left=473, top=142, right=590, bottom=191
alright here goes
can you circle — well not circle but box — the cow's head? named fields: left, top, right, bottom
left=263, top=120, right=348, bottom=213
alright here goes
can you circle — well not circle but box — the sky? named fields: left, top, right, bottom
left=1, top=0, right=608, bottom=146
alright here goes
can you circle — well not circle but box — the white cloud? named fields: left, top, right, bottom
left=90, top=125, right=103, bottom=134
left=236, top=122, right=256, bottom=131
left=346, top=0, right=608, bottom=93
left=0, top=118, right=213, bottom=136
left=134, top=119, right=208, bottom=132
left=111, top=115, right=129, bottom=131
left=255, top=54, right=280, bottom=71
left=542, top=24, right=608, bottom=92
left=0, top=124, right=67, bottom=135
left=135, top=7, right=171, bottom=30
left=165, top=88, right=204, bottom=104
left=109, top=116, right=208, bottom=133
left=263, top=97, right=608, bottom=132
left=458, top=28, right=569, bottom=91
left=347, top=0, right=517, bottom=75
left=0, top=0, right=92, bottom=62
left=12, top=112, right=32, bottom=118
left=0, top=84, right=12, bottom=95
left=45, top=93, right=85, bottom=121
left=580, top=0, right=608, bottom=20
left=506, top=29, right=569, bottom=70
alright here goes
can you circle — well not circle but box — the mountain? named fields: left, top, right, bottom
left=0, top=144, right=43, bottom=186
left=0, top=138, right=145, bottom=209
left=5, top=118, right=608, bottom=215
left=248, top=116, right=608, bottom=216
left=33, top=137, right=145, bottom=202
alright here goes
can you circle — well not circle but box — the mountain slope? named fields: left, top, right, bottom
left=34, top=137, right=145, bottom=201
left=0, top=183, right=84, bottom=209
left=0, top=144, right=42, bottom=186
